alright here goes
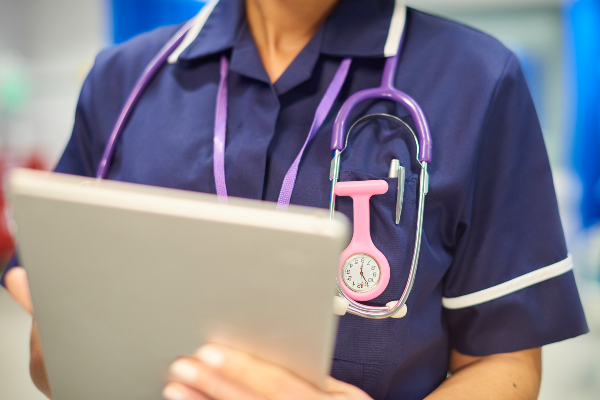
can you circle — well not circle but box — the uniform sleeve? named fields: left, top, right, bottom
left=443, top=53, right=588, bottom=356
left=1, top=60, right=98, bottom=288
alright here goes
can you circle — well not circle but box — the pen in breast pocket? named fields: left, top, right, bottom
left=388, top=159, right=405, bottom=225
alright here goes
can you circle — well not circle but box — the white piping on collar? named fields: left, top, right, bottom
left=169, top=0, right=405, bottom=63
left=442, top=254, right=574, bottom=310
left=167, top=0, right=220, bottom=64
left=383, top=0, right=406, bottom=57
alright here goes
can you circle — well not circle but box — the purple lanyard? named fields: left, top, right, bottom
left=97, top=4, right=431, bottom=214
left=95, top=17, right=352, bottom=211
left=214, top=56, right=352, bottom=210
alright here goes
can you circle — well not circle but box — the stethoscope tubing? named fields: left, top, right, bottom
left=330, top=113, right=428, bottom=319
left=96, top=19, right=197, bottom=179
left=330, top=36, right=432, bottom=163
left=325, top=18, right=431, bottom=318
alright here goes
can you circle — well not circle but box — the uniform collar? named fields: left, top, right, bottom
left=177, top=0, right=399, bottom=62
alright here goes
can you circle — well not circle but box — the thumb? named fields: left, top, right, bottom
left=5, top=266, right=33, bottom=315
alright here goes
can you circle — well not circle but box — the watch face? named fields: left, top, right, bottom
left=342, top=254, right=380, bottom=293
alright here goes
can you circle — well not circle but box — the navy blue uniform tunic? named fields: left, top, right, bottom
left=3, top=0, right=588, bottom=398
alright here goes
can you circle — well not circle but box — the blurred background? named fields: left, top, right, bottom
left=0, top=0, right=598, bottom=398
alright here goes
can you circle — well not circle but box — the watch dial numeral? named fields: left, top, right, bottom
left=343, top=254, right=380, bottom=293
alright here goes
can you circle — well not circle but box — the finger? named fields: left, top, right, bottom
left=5, top=267, right=33, bottom=315
left=324, top=376, right=350, bottom=393
left=163, top=381, right=212, bottom=400
left=193, top=344, right=322, bottom=400
left=168, top=357, right=263, bottom=400
left=30, top=321, right=52, bottom=398
left=324, top=377, right=371, bottom=399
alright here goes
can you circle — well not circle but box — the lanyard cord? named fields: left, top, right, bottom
left=213, top=55, right=229, bottom=202
left=213, top=56, right=352, bottom=209
left=276, top=58, right=351, bottom=210
left=97, top=29, right=351, bottom=209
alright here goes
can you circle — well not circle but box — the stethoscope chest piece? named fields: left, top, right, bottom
left=335, top=180, right=390, bottom=301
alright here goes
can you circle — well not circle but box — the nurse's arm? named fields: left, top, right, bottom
left=424, top=348, right=542, bottom=400
left=4, top=266, right=53, bottom=399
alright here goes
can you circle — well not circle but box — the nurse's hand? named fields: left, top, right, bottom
left=4, top=266, right=33, bottom=314
left=4, top=266, right=53, bottom=399
left=164, top=344, right=372, bottom=400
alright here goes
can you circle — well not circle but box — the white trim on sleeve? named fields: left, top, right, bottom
left=442, top=255, right=573, bottom=310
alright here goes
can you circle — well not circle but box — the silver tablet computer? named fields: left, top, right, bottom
left=8, top=168, right=349, bottom=400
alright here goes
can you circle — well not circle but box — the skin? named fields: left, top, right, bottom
left=4, top=0, right=542, bottom=398
left=245, top=0, right=339, bottom=83
left=5, top=267, right=52, bottom=399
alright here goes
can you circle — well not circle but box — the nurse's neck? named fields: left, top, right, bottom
left=245, top=0, right=339, bottom=83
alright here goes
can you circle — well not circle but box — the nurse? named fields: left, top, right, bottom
left=2, top=0, right=588, bottom=399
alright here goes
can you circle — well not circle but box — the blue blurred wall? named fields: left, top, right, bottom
left=111, top=0, right=206, bottom=44
left=568, top=0, right=600, bottom=228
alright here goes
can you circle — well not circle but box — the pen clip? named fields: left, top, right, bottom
left=388, top=159, right=405, bottom=225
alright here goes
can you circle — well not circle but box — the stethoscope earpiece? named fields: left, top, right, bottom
left=386, top=301, right=408, bottom=319
left=333, top=296, right=350, bottom=316
left=333, top=296, right=408, bottom=319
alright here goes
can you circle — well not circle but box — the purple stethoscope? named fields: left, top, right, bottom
left=95, top=1, right=432, bottom=320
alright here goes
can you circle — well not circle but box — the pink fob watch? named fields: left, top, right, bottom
left=335, top=180, right=390, bottom=301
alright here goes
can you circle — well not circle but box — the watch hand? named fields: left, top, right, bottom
left=360, top=267, right=368, bottom=287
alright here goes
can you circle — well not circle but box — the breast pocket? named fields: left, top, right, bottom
left=332, top=170, right=418, bottom=366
